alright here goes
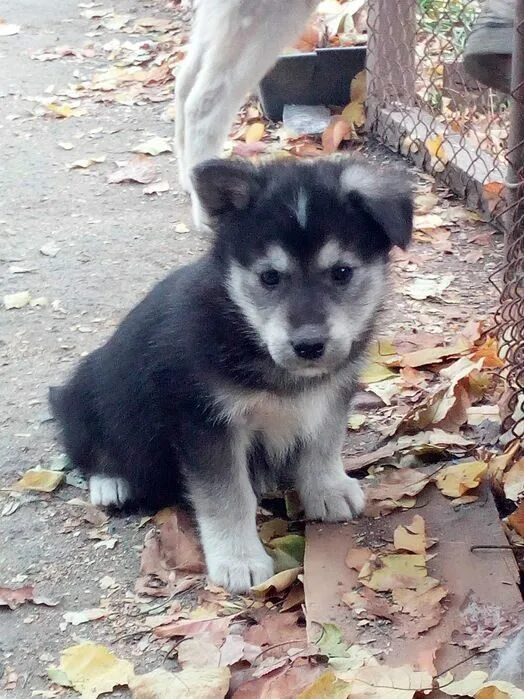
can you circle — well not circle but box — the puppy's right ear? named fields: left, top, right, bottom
left=191, top=159, right=261, bottom=217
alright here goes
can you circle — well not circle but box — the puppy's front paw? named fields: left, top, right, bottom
left=89, top=475, right=130, bottom=508
left=302, top=475, right=365, bottom=522
left=206, top=548, right=274, bottom=594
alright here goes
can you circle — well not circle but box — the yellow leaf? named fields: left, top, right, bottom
left=476, top=687, right=511, bottom=699
left=503, top=458, right=524, bottom=502
left=250, top=567, right=302, bottom=597
left=393, top=515, right=429, bottom=554
left=130, top=667, right=230, bottom=699
left=350, top=70, right=367, bottom=104
left=244, top=122, right=265, bottom=144
left=340, top=664, right=432, bottom=699
left=359, top=553, right=427, bottom=592
left=348, top=413, right=366, bottom=430
left=57, top=643, right=135, bottom=699
left=426, top=134, right=448, bottom=164
left=4, top=291, right=32, bottom=309
left=342, top=100, right=365, bottom=128
left=435, top=461, right=487, bottom=498
left=298, top=671, right=350, bottom=699
left=360, top=361, right=397, bottom=384
left=44, top=103, right=84, bottom=118
left=440, top=671, right=489, bottom=696
left=14, top=469, right=65, bottom=493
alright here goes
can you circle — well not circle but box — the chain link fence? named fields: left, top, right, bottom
left=366, top=0, right=524, bottom=440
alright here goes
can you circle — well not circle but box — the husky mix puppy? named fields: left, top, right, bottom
left=49, top=157, right=413, bottom=593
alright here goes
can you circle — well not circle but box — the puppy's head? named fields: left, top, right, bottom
left=192, top=157, right=413, bottom=377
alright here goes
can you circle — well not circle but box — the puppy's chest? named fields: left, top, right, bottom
left=215, top=387, right=333, bottom=453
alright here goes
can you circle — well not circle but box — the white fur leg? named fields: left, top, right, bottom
left=89, top=475, right=130, bottom=508
left=300, top=470, right=365, bottom=521
left=200, top=518, right=274, bottom=593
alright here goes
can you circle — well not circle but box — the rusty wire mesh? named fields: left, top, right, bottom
left=366, top=0, right=524, bottom=440
left=366, top=0, right=509, bottom=220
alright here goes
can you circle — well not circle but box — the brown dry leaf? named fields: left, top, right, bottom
left=132, top=136, right=172, bottom=156
left=63, top=608, right=108, bottom=626
left=503, top=459, right=524, bottom=502
left=143, top=180, right=170, bottom=195
left=507, top=503, right=524, bottom=537
left=435, top=461, right=487, bottom=498
left=219, top=634, right=246, bottom=667
left=342, top=100, right=365, bottom=128
left=177, top=634, right=221, bottom=669
left=157, top=508, right=205, bottom=574
left=487, top=442, right=519, bottom=481
left=130, top=667, right=230, bottom=699
left=153, top=616, right=231, bottom=643
left=244, top=122, right=265, bottom=144
left=440, top=671, right=524, bottom=698
left=365, top=468, right=431, bottom=505
left=67, top=155, right=106, bottom=169
left=231, top=663, right=321, bottom=699
left=281, top=582, right=305, bottom=612
left=13, top=468, right=64, bottom=493
left=342, top=587, right=397, bottom=621
left=415, top=192, right=439, bottom=214
left=470, top=336, right=504, bottom=368
left=260, top=518, right=288, bottom=544
left=392, top=576, right=447, bottom=617
left=251, top=567, right=301, bottom=597
left=400, top=342, right=467, bottom=368
left=476, top=688, right=511, bottom=699
left=0, top=585, right=57, bottom=610
left=322, top=116, right=351, bottom=154
left=345, top=547, right=372, bottom=572
left=243, top=611, right=306, bottom=657
left=451, top=592, right=524, bottom=653
left=393, top=515, right=435, bottom=554
left=359, top=553, right=427, bottom=592
left=339, top=664, right=433, bottom=699
left=107, top=155, right=157, bottom=184
left=53, top=643, right=135, bottom=699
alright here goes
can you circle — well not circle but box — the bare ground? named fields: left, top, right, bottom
left=0, top=0, right=504, bottom=696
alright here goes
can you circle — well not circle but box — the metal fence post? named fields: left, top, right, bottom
left=366, top=0, right=417, bottom=129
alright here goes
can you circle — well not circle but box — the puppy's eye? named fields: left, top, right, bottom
left=331, top=265, right=353, bottom=285
left=260, top=269, right=281, bottom=287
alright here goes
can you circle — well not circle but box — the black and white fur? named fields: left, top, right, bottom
left=50, top=157, right=413, bottom=593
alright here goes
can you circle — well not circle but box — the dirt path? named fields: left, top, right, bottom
left=0, top=1, right=505, bottom=696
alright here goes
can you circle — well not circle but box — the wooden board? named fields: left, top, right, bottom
left=304, top=483, right=521, bottom=676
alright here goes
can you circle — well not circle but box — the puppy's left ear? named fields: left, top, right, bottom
left=341, top=163, right=413, bottom=249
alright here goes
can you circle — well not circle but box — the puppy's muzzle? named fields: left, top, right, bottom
left=290, top=326, right=328, bottom=361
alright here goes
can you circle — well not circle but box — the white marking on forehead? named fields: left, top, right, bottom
left=295, top=188, right=308, bottom=229
left=259, top=244, right=290, bottom=272
left=316, top=240, right=361, bottom=270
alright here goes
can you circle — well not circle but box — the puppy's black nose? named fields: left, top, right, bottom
left=292, top=340, right=326, bottom=360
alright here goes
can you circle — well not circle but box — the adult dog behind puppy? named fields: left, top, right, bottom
left=50, top=157, right=413, bottom=593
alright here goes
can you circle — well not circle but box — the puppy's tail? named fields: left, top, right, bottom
left=48, top=381, right=98, bottom=474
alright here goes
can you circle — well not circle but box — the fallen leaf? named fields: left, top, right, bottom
left=4, top=291, right=31, bottom=309
left=435, top=461, right=487, bottom=498
left=156, top=508, right=205, bottom=574
left=244, top=122, right=265, bottom=144
left=0, top=585, right=57, bottom=609
left=365, top=468, right=431, bottom=505
left=440, top=671, right=489, bottom=696
left=231, top=663, right=321, bottom=699
left=470, top=336, right=504, bottom=368
left=503, top=459, right=524, bottom=502
left=52, top=643, right=135, bottom=699
left=13, top=469, right=64, bottom=493
left=359, top=553, right=427, bottom=592
left=40, top=242, right=60, bottom=257
left=360, top=361, right=398, bottom=384
left=342, top=588, right=397, bottom=621
left=68, top=155, right=106, bottom=169
left=63, top=608, right=108, bottom=626
left=58, top=142, right=74, bottom=150
left=348, top=413, right=367, bottom=430
left=507, top=503, right=524, bottom=537
left=219, top=634, right=246, bottom=667
left=400, top=342, right=467, bottom=368
left=175, top=222, right=190, bottom=234
left=244, top=611, right=306, bottom=656
left=415, top=192, right=439, bottom=214
left=345, top=547, right=372, bottom=572
left=339, top=664, right=433, bottom=699
left=451, top=592, right=524, bottom=653
left=393, top=515, right=434, bottom=554
left=281, top=582, right=305, bottom=612
left=251, top=567, right=302, bottom=597
left=405, top=274, right=454, bottom=301
left=267, top=534, right=305, bottom=565
left=153, top=615, right=231, bottom=643
left=314, top=622, right=350, bottom=658
left=107, top=155, right=157, bottom=184
left=350, top=70, right=367, bottom=103
left=43, top=102, right=84, bottom=118
left=392, top=577, right=447, bottom=620
left=426, top=134, right=448, bottom=165
left=132, top=136, right=172, bottom=156
left=259, top=518, right=288, bottom=544
left=322, top=116, right=351, bottom=154
left=0, top=21, right=20, bottom=36
left=476, top=687, right=511, bottom=699
left=298, top=670, right=350, bottom=699
left=130, top=667, right=230, bottom=699
left=177, top=634, right=221, bottom=669
left=143, top=180, right=170, bottom=195
left=342, top=100, right=365, bottom=128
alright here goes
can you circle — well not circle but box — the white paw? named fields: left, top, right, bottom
left=206, top=547, right=274, bottom=594
left=89, top=475, right=130, bottom=508
left=302, top=475, right=365, bottom=522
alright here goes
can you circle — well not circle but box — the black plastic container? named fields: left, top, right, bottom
left=259, top=46, right=366, bottom=121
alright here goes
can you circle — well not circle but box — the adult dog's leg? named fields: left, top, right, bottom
left=178, top=0, right=316, bottom=223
